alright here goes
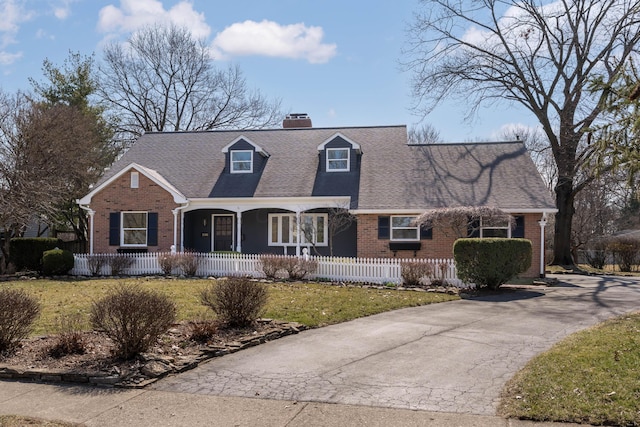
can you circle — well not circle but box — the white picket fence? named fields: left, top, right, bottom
left=71, top=252, right=462, bottom=286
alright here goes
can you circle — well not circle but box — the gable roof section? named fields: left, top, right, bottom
left=221, top=135, right=269, bottom=157
left=90, top=126, right=556, bottom=213
left=317, top=132, right=362, bottom=152
left=77, top=163, right=187, bottom=205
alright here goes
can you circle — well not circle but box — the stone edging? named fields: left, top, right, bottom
left=0, top=321, right=306, bottom=389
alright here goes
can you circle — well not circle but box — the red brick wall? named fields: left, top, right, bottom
left=356, top=213, right=544, bottom=278
left=89, top=171, right=180, bottom=253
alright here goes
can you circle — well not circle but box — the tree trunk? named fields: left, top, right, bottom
left=552, top=176, right=576, bottom=266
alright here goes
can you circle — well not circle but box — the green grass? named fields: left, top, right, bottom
left=499, top=312, right=640, bottom=426
left=0, top=278, right=458, bottom=335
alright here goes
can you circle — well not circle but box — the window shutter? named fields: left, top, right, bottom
left=513, top=216, right=525, bottom=238
left=147, top=213, right=158, bottom=246
left=109, top=212, right=120, bottom=246
left=420, top=225, right=433, bottom=240
left=378, top=216, right=390, bottom=239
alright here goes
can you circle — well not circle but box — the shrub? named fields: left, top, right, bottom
left=188, top=319, right=219, bottom=343
left=454, top=238, right=532, bottom=290
left=108, top=255, right=134, bottom=276
left=48, top=313, right=86, bottom=358
left=158, top=253, right=177, bottom=275
left=280, top=256, right=318, bottom=280
left=87, top=255, right=108, bottom=276
left=607, top=236, right=640, bottom=272
left=178, top=252, right=200, bottom=276
left=9, top=237, right=62, bottom=272
left=200, top=277, right=268, bottom=327
left=585, top=240, right=608, bottom=270
left=42, top=248, right=74, bottom=276
left=90, top=284, right=177, bottom=359
left=0, top=288, right=41, bottom=353
left=400, top=261, right=433, bottom=287
left=259, top=255, right=285, bottom=279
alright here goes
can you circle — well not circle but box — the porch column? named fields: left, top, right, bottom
left=296, top=210, right=301, bottom=256
left=236, top=211, right=242, bottom=253
left=172, top=208, right=179, bottom=252
left=538, top=213, right=548, bottom=278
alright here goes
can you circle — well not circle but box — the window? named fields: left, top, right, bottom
left=268, top=213, right=328, bottom=246
left=121, top=212, right=147, bottom=246
left=479, top=217, right=511, bottom=238
left=130, top=171, right=139, bottom=188
left=326, top=148, right=349, bottom=172
left=390, top=216, right=419, bottom=241
left=231, top=150, right=253, bottom=173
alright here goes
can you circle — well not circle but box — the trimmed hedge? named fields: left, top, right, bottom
left=9, top=237, right=63, bottom=272
left=42, top=248, right=75, bottom=276
left=454, top=238, right=532, bottom=290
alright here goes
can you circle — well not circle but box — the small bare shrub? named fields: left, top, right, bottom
left=48, top=313, right=87, bottom=358
left=401, top=261, right=433, bottom=287
left=280, top=257, right=318, bottom=280
left=585, top=240, right=608, bottom=270
left=178, top=252, right=200, bottom=277
left=200, top=277, right=268, bottom=327
left=0, top=288, right=41, bottom=353
left=90, top=284, right=177, bottom=359
left=108, top=255, right=134, bottom=276
left=608, top=237, right=640, bottom=272
left=188, top=319, right=219, bottom=343
left=87, top=255, right=108, bottom=276
left=158, top=253, right=177, bottom=275
left=259, top=255, right=285, bottom=279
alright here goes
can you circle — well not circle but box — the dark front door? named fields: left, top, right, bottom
left=213, top=215, right=234, bottom=252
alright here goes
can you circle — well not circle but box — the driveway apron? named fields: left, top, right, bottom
left=152, top=275, right=640, bottom=415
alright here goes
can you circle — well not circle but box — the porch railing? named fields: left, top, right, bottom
left=71, top=252, right=462, bottom=286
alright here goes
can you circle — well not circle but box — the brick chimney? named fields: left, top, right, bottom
left=283, top=113, right=312, bottom=128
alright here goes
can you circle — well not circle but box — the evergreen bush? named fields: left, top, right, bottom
left=454, top=238, right=532, bottom=290
left=9, top=237, right=62, bottom=272
left=42, top=248, right=74, bottom=276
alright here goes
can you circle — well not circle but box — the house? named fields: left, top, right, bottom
left=77, top=114, right=557, bottom=277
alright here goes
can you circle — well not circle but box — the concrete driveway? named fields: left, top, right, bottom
left=153, top=274, right=640, bottom=416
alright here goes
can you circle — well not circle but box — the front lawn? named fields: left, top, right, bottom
left=0, top=278, right=459, bottom=335
left=499, top=312, right=640, bottom=426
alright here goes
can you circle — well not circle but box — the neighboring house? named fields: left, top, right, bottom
left=77, top=114, right=556, bottom=277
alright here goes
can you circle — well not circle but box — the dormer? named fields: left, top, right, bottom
left=222, top=136, right=269, bottom=174
left=317, top=133, right=362, bottom=173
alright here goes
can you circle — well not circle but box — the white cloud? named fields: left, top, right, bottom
left=97, top=0, right=210, bottom=39
left=212, top=20, right=336, bottom=64
left=0, top=0, right=33, bottom=65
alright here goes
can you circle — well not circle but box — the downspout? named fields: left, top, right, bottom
left=538, top=213, right=548, bottom=278
left=77, top=203, right=95, bottom=255
left=173, top=203, right=189, bottom=253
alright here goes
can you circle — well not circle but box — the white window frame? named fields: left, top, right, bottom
left=121, top=211, right=147, bottom=247
left=479, top=217, right=511, bottom=238
left=390, top=215, right=419, bottom=241
left=130, top=171, right=139, bottom=188
left=268, top=213, right=328, bottom=246
left=230, top=150, right=253, bottom=173
left=326, top=147, right=350, bottom=172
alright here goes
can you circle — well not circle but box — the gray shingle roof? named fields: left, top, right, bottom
left=96, top=125, right=555, bottom=212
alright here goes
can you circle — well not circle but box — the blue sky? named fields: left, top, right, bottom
left=0, top=0, right=538, bottom=141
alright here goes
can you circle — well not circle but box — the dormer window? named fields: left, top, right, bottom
left=327, top=148, right=350, bottom=172
left=231, top=150, right=253, bottom=173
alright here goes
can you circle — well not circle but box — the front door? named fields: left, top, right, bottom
left=212, top=215, right=234, bottom=252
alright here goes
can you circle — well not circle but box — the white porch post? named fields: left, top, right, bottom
left=88, top=210, right=95, bottom=255
left=172, top=208, right=179, bottom=252
left=296, top=210, right=301, bottom=256
left=236, top=211, right=242, bottom=253
left=538, top=213, right=548, bottom=278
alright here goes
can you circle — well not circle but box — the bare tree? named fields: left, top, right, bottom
left=413, top=206, right=514, bottom=238
left=0, top=93, right=104, bottom=271
left=98, top=24, right=282, bottom=137
left=405, top=0, right=640, bottom=266
left=408, top=123, right=441, bottom=144
left=297, top=208, right=356, bottom=256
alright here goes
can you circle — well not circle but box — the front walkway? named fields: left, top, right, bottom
left=152, top=274, right=640, bottom=415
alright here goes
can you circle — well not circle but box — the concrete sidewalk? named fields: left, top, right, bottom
left=0, top=380, right=584, bottom=426
left=1, top=274, right=638, bottom=426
